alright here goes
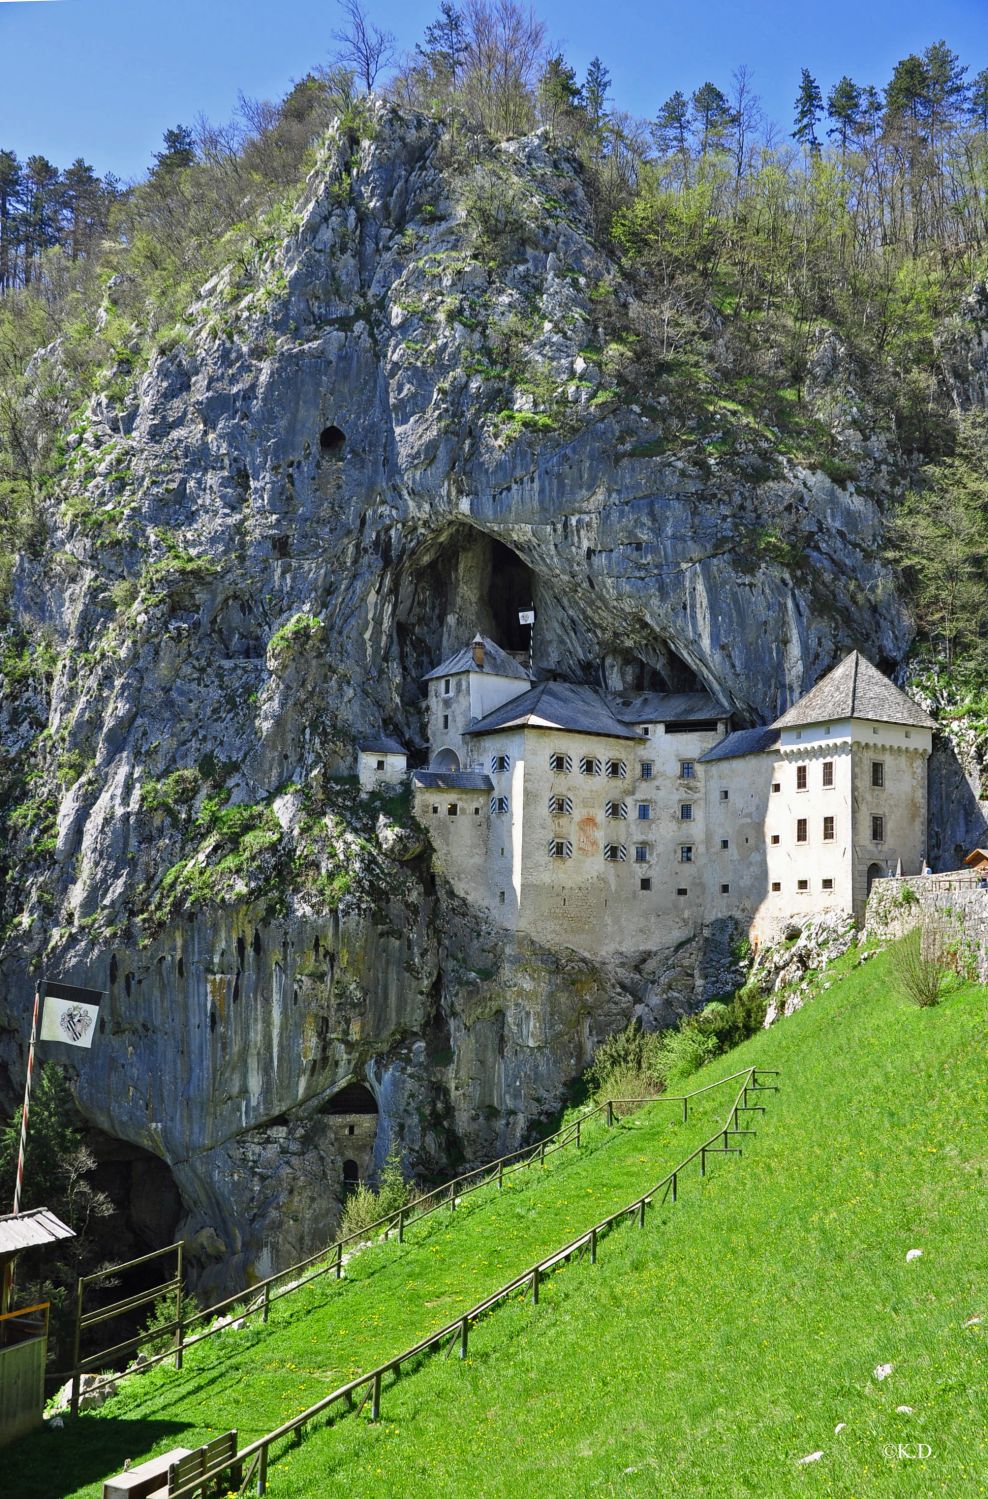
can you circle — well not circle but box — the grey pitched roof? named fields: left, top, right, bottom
left=412, top=770, right=494, bottom=791
left=0, top=1206, right=75, bottom=1254
left=423, top=636, right=530, bottom=683
left=609, top=690, right=727, bottom=724
left=699, top=726, right=780, bottom=763
left=772, top=651, right=936, bottom=731
left=464, top=680, right=643, bottom=740
left=358, top=737, right=407, bottom=756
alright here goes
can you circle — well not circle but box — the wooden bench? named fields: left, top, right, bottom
left=167, top=1431, right=242, bottom=1497
left=102, top=1449, right=191, bottom=1499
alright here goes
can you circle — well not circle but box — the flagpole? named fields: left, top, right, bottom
left=2, top=985, right=41, bottom=1314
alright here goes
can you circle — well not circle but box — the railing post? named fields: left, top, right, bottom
left=174, top=1242, right=184, bottom=1370
left=371, top=1371, right=382, bottom=1422
left=671, top=1171, right=677, bottom=1203
left=700, top=1147, right=706, bottom=1177
left=682, top=1095, right=688, bottom=1124
left=335, top=1242, right=343, bottom=1280
left=532, top=1266, right=540, bottom=1305
left=460, top=1316, right=469, bottom=1359
left=498, top=1160, right=504, bottom=1190
left=575, top=1118, right=581, bottom=1149
left=589, top=1228, right=597, bottom=1264
left=257, top=1444, right=268, bottom=1495
left=539, top=1140, right=545, bottom=1166
left=606, top=1100, right=613, bottom=1128
left=638, top=1199, right=646, bottom=1229
left=70, top=1276, right=83, bottom=1418
left=398, top=1208, right=405, bottom=1244
left=262, top=1281, right=271, bottom=1325
left=450, top=1187, right=456, bottom=1212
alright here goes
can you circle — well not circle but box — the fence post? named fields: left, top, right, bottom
left=575, top=1118, right=581, bottom=1149
left=262, top=1281, right=271, bottom=1325
left=606, top=1100, right=613, bottom=1129
left=460, top=1316, right=469, bottom=1360
left=335, top=1242, right=343, bottom=1280
left=638, top=1199, right=646, bottom=1229
left=450, top=1187, right=456, bottom=1212
left=257, top=1445, right=268, bottom=1495
left=682, top=1095, right=688, bottom=1125
left=539, top=1140, right=545, bottom=1166
left=70, top=1276, right=83, bottom=1418
left=371, top=1371, right=382, bottom=1421
left=671, top=1171, right=677, bottom=1203
left=700, top=1147, right=706, bottom=1177
left=532, top=1266, right=540, bottom=1305
left=498, top=1160, right=504, bottom=1190
left=398, top=1208, right=405, bottom=1244
left=174, top=1242, right=184, bottom=1370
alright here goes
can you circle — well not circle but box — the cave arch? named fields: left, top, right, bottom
left=321, top=1081, right=378, bottom=1115
left=431, top=748, right=461, bottom=772
left=319, top=424, right=346, bottom=457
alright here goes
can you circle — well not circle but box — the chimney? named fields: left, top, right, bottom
left=471, top=634, right=485, bottom=669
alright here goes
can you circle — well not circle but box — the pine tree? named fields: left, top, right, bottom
left=538, top=54, right=581, bottom=138
left=60, top=158, right=101, bottom=261
left=971, top=69, right=988, bottom=132
left=691, top=82, right=732, bottom=155
left=153, top=124, right=197, bottom=175
left=792, top=68, right=823, bottom=154
left=826, top=76, right=862, bottom=154
left=583, top=56, right=611, bottom=135
left=884, top=54, right=931, bottom=132
left=654, top=90, right=692, bottom=160
left=418, top=1, right=468, bottom=88
left=20, top=154, right=60, bottom=284
left=0, top=150, right=21, bottom=293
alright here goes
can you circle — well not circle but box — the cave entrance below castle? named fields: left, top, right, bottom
left=396, top=527, right=540, bottom=683
left=320, top=1084, right=379, bottom=1197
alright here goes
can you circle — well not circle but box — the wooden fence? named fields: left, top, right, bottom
left=159, top=1066, right=778, bottom=1498
left=67, top=1085, right=693, bottom=1405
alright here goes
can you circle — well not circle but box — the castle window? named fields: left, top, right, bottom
left=680, top=845, right=693, bottom=863
left=442, top=713, right=449, bottom=730
left=677, top=887, right=688, bottom=896
left=822, top=760, right=834, bottom=787
left=679, top=803, right=693, bottom=821
left=872, top=815, right=885, bottom=842
left=772, top=782, right=781, bottom=793
left=640, top=761, right=653, bottom=780
left=771, top=834, right=780, bottom=845
left=823, top=816, right=835, bottom=841
left=605, top=759, right=627, bottom=779
left=548, top=838, right=573, bottom=859
left=771, top=881, right=781, bottom=892
left=499, top=890, right=506, bottom=904
left=721, top=838, right=729, bottom=850
left=637, top=803, right=651, bottom=821
left=822, top=878, right=834, bottom=891
left=376, top=758, right=385, bottom=771
left=872, top=760, right=885, bottom=788
left=490, top=796, right=509, bottom=814
left=640, top=726, right=650, bottom=737
left=431, top=805, right=439, bottom=815
left=580, top=755, right=602, bottom=777
left=680, top=760, right=695, bottom=779
left=719, top=788, right=729, bottom=801
left=721, top=883, right=730, bottom=894
left=548, top=793, right=573, bottom=815
left=448, top=803, right=458, bottom=817
left=474, top=806, right=480, bottom=815
left=640, top=877, right=652, bottom=891
left=634, top=844, right=649, bottom=863
left=443, top=677, right=451, bottom=694
left=549, top=751, right=572, bottom=773
left=796, top=764, right=808, bottom=790
left=605, top=800, right=628, bottom=820
left=603, top=843, right=627, bottom=862
left=797, top=878, right=809, bottom=892
left=796, top=818, right=808, bottom=843
left=491, top=753, right=510, bottom=773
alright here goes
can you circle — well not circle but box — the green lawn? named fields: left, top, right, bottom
left=20, top=944, right=988, bottom=1497
left=18, top=1076, right=738, bottom=1499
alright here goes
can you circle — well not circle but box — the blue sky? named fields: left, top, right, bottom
left=2, top=0, right=988, bottom=181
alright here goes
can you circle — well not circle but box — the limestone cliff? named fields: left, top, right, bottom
left=0, top=106, right=963, bottom=1289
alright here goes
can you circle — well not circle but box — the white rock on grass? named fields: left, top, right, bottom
left=963, top=1315, right=982, bottom=1327
left=905, top=1248, right=923, bottom=1261
left=896, top=1406, right=914, bottom=1414
left=874, top=1363, right=894, bottom=1381
left=834, top=1422, right=846, bottom=1434
left=797, top=1451, right=824, bottom=1465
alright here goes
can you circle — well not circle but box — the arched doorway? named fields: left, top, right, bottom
left=431, top=747, right=460, bottom=772
left=866, top=862, right=885, bottom=895
left=341, top=1159, right=360, bottom=1197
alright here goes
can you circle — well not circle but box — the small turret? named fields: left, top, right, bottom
left=472, top=634, right=486, bottom=669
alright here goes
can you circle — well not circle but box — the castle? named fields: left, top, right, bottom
left=357, top=638, right=936, bottom=955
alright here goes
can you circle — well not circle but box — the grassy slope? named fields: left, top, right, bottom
left=19, top=1082, right=735, bottom=1499
left=23, top=945, right=988, bottom=1497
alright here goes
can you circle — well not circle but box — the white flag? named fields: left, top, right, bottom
left=40, top=996, right=100, bottom=1048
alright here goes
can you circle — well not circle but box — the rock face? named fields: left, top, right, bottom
left=0, top=107, right=940, bottom=1290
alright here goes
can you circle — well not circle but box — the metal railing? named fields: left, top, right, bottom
left=161, top=1066, right=779, bottom=1498
left=66, top=1086, right=691, bottom=1401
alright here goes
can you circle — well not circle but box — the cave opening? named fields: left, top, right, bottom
left=396, top=527, right=539, bottom=695
left=319, top=424, right=346, bottom=457
left=598, top=642, right=705, bottom=696
left=320, top=1081, right=378, bottom=1115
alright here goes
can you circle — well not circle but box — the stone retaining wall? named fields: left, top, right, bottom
left=866, top=873, right=988, bottom=982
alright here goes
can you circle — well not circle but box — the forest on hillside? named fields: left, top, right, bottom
left=1, top=1, right=987, bottom=675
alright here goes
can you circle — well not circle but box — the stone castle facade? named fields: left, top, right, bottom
left=357, top=638, right=935, bottom=956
